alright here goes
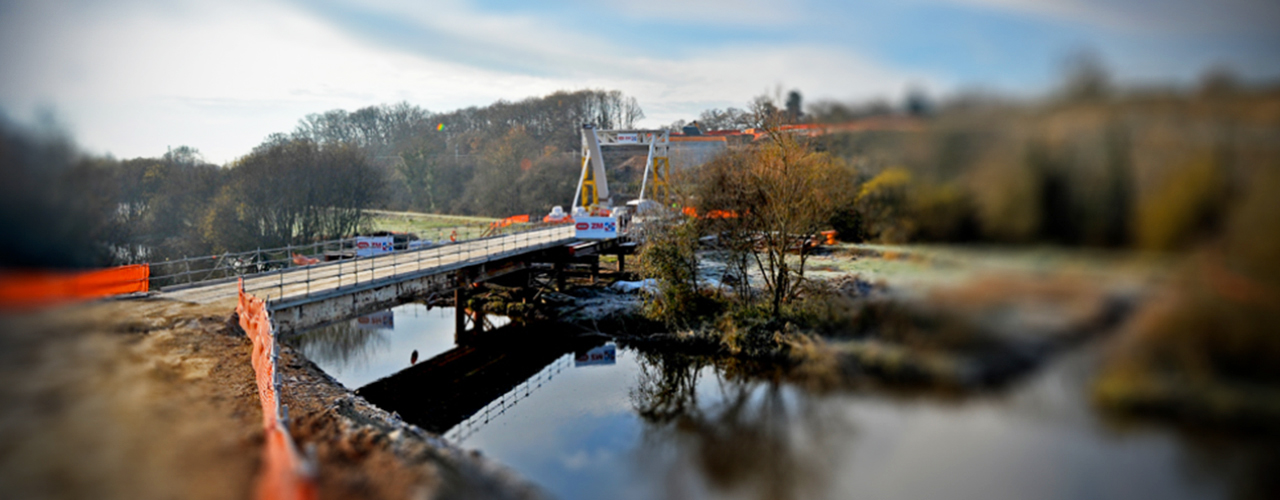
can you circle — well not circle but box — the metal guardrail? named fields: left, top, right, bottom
left=206, top=222, right=577, bottom=305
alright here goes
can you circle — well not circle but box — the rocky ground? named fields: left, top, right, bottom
left=0, top=296, right=543, bottom=500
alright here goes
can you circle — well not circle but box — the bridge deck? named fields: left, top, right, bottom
left=161, top=225, right=578, bottom=307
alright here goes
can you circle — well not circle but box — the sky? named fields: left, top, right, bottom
left=1, top=0, right=1277, bottom=164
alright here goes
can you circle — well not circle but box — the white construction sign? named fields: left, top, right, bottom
left=355, top=236, right=394, bottom=257
left=574, top=217, right=618, bottom=239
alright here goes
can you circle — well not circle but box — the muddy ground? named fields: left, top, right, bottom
left=0, top=296, right=542, bottom=500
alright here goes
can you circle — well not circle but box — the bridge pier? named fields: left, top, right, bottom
left=455, top=287, right=467, bottom=338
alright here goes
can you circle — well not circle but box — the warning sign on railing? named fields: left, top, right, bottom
left=574, top=216, right=618, bottom=240
left=355, top=236, right=393, bottom=257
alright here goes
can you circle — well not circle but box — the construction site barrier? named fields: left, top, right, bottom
left=237, top=279, right=318, bottom=500
left=489, top=214, right=530, bottom=229
left=0, top=264, right=149, bottom=310
left=680, top=207, right=739, bottom=219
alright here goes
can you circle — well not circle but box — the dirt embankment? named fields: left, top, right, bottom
left=0, top=297, right=542, bottom=500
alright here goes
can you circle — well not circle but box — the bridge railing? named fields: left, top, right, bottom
left=223, top=221, right=577, bottom=304
left=150, top=221, right=570, bottom=292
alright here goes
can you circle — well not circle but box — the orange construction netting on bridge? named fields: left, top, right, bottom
left=0, top=263, right=149, bottom=310
left=238, top=279, right=318, bottom=500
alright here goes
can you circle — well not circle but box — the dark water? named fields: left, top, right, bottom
left=291, top=303, right=1267, bottom=500
left=287, top=303, right=507, bottom=389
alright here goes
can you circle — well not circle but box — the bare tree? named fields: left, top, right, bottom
left=695, top=107, right=850, bottom=317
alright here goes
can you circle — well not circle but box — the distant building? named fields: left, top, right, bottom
left=669, top=135, right=728, bottom=169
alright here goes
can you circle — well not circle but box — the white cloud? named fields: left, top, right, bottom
left=605, top=0, right=802, bottom=26
left=0, top=0, right=939, bottom=162
left=936, top=0, right=1280, bottom=34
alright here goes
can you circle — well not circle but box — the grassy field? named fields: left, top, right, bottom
left=804, top=243, right=1173, bottom=297
left=366, top=210, right=497, bottom=241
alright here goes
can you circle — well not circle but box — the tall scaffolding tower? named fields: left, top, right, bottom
left=573, top=125, right=672, bottom=212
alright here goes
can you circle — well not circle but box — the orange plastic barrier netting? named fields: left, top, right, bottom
left=489, top=214, right=531, bottom=229
left=0, top=264, right=149, bottom=310
left=680, top=207, right=739, bottom=219
left=237, top=279, right=318, bottom=500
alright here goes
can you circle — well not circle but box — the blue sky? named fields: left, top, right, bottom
left=1, top=0, right=1276, bottom=163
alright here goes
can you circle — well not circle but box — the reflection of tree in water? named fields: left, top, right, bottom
left=284, top=319, right=390, bottom=372
left=630, top=351, right=706, bottom=423
left=631, top=351, right=854, bottom=500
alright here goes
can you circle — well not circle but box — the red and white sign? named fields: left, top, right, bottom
left=355, top=310, right=394, bottom=330
left=575, top=343, right=617, bottom=367
left=574, top=216, right=618, bottom=240
left=355, top=236, right=394, bottom=257
left=615, top=133, right=639, bottom=143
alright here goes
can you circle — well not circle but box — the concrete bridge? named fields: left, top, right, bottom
left=160, top=224, right=629, bottom=335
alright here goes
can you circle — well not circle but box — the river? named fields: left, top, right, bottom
left=288, top=302, right=1269, bottom=500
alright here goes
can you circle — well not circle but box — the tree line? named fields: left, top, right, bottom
left=639, top=67, right=1280, bottom=324
left=0, top=89, right=643, bottom=268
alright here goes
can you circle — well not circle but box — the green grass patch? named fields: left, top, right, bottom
left=366, top=210, right=497, bottom=240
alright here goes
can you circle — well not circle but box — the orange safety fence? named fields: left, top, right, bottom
left=489, top=214, right=531, bottom=230
left=0, top=264, right=149, bottom=310
left=680, top=207, right=739, bottom=219
left=291, top=253, right=320, bottom=266
left=237, top=279, right=318, bottom=500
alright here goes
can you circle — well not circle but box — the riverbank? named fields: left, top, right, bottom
left=0, top=297, right=542, bottom=500
left=541, top=243, right=1156, bottom=391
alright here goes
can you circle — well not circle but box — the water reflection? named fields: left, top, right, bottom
left=290, top=317, right=1270, bottom=500
left=631, top=351, right=853, bottom=500
left=285, top=303, right=471, bottom=388
left=287, top=318, right=390, bottom=372
left=356, top=336, right=573, bottom=434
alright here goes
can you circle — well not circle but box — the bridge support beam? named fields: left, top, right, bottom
left=269, top=259, right=528, bottom=336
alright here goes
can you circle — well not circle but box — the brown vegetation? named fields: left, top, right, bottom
left=818, top=85, right=1280, bottom=251
left=1094, top=169, right=1280, bottom=429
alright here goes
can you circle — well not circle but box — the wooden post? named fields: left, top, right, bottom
left=554, top=260, right=566, bottom=291
left=617, top=254, right=626, bottom=274
left=454, top=287, right=466, bottom=341
left=471, top=308, right=485, bottom=335
left=591, top=255, right=600, bottom=284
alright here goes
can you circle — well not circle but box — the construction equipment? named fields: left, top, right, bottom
left=569, top=125, right=672, bottom=216
left=549, top=125, right=674, bottom=240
